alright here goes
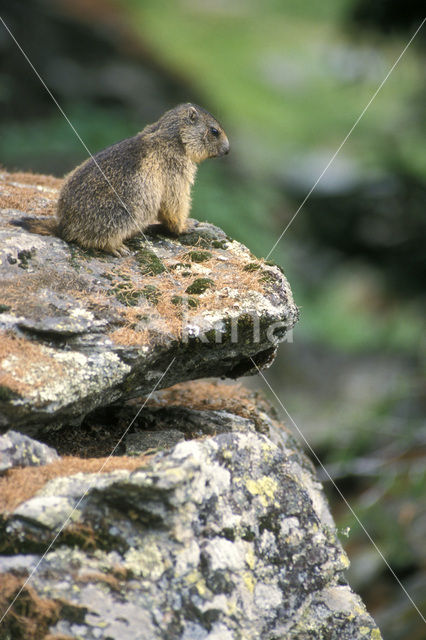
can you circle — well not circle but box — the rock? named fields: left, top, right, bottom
left=0, top=430, right=59, bottom=472
left=0, top=383, right=382, bottom=639
left=0, top=171, right=381, bottom=638
left=123, top=407, right=255, bottom=455
left=0, top=171, right=298, bottom=435
left=125, top=429, right=185, bottom=455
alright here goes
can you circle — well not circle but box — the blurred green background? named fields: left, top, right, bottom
left=0, top=1, right=425, bottom=637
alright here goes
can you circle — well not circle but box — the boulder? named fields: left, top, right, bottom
left=0, top=171, right=298, bottom=435
left=0, top=381, right=382, bottom=640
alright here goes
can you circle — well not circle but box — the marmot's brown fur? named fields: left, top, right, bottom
left=16, top=104, right=229, bottom=256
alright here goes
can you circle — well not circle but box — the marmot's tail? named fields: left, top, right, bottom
left=10, top=216, right=58, bottom=237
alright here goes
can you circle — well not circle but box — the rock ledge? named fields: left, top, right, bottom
left=0, top=171, right=298, bottom=433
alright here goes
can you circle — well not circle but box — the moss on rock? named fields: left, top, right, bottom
left=186, top=278, right=214, bottom=295
left=111, top=283, right=142, bottom=307
left=264, top=260, right=285, bottom=274
left=243, top=262, right=261, bottom=272
left=171, top=295, right=199, bottom=308
left=142, top=285, right=160, bottom=305
left=259, top=271, right=277, bottom=285
left=179, top=228, right=228, bottom=251
left=188, top=251, right=212, bottom=263
left=17, top=249, right=35, bottom=270
left=135, top=247, right=165, bottom=276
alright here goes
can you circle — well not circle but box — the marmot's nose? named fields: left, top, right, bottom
left=222, top=140, right=230, bottom=155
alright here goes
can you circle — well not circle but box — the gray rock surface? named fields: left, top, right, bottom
left=0, top=403, right=382, bottom=639
left=0, top=171, right=298, bottom=435
left=0, top=429, right=59, bottom=472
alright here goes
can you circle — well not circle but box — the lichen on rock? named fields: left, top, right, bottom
left=0, top=430, right=59, bottom=472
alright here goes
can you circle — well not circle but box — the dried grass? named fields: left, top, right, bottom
left=76, top=571, right=121, bottom=591
left=0, top=170, right=62, bottom=190
left=144, top=379, right=275, bottom=428
left=0, top=454, right=150, bottom=514
left=0, top=573, right=61, bottom=640
left=109, top=326, right=151, bottom=346
left=0, top=331, right=64, bottom=396
left=0, top=170, right=60, bottom=217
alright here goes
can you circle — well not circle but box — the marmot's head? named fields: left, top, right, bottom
left=152, top=103, right=229, bottom=163
left=179, top=104, right=229, bottom=162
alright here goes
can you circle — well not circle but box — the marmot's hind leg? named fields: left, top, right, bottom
left=102, top=238, right=131, bottom=257
left=100, top=220, right=143, bottom=256
left=110, top=244, right=131, bottom=257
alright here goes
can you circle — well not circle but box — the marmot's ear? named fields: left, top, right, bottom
left=188, top=106, right=198, bottom=123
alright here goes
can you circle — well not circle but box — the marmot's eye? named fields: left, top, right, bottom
left=210, top=127, right=219, bottom=137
